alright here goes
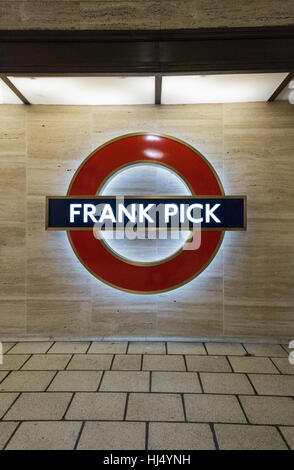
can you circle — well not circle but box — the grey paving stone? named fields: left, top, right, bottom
left=7, top=342, right=53, bottom=354
left=0, top=355, right=29, bottom=371
left=2, top=343, right=16, bottom=354
left=0, top=371, right=55, bottom=391
left=4, top=392, right=72, bottom=420
left=77, top=422, right=146, bottom=450
left=248, top=373, right=294, bottom=396
left=126, top=393, right=184, bottom=422
left=240, top=396, right=294, bottom=425
left=0, top=392, right=19, bottom=418
left=186, top=355, right=231, bottom=372
left=148, top=422, right=215, bottom=450
left=100, top=371, right=149, bottom=392
left=22, top=354, right=71, bottom=370
left=151, top=372, right=201, bottom=393
left=200, top=372, right=254, bottom=394
left=205, top=343, right=246, bottom=356
left=6, top=421, right=82, bottom=450
left=48, top=371, right=102, bottom=391
left=66, top=354, right=113, bottom=370
left=271, top=358, right=294, bottom=375
left=215, top=424, right=287, bottom=450
left=243, top=344, right=288, bottom=357
left=167, top=342, right=206, bottom=355
left=228, top=356, right=279, bottom=374
left=88, top=342, right=128, bottom=354
left=143, top=355, right=186, bottom=371
left=112, top=355, right=141, bottom=370
left=279, top=426, right=294, bottom=450
left=0, top=371, right=8, bottom=383
left=184, top=394, right=246, bottom=423
left=48, top=342, right=90, bottom=354
left=0, top=422, right=18, bottom=449
left=65, top=392, right=126, bottom=420
left=128, top=342, right=166, bottom=355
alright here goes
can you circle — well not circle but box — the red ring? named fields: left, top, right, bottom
left=68, top=134, right=224, bottom=293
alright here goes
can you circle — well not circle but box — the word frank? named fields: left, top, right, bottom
left=46, top=196, right=246, bottom=230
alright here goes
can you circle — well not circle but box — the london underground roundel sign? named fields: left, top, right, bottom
left=46, top=133, right=246, bottom=293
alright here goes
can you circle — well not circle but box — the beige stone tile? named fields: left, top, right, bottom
left=26, top=227, right=93, bottom=300
left=243, top=344, right=288, bottom=357
left=200, top=373, right=254, bottom=394
left=77, top=421, right=145, bottom=450
left=156, top=276, right=223, bottom=338
left=16, top=1, right=81, bottom=30
left=279, top=427, right=294, bottom=450
left=65, top=392, right=126, bottom=420
left=48, top=342, right=90, bottom=354
left=224, top=304, right=294, bottom=338
left=100, top=371, right=149, bottom=392
left=152, top=372, right=201, bottom=393
left=205, top=342, right=246, bottom=356
left=6, top=421, right=82, bottom=450
left=0, top=225, right=25, bottom=297
left=0, top=393, right=19, bottom=418
left=80, top=1, right=160, bottom=30
left=8, top=342, right=53, bottom=354
left=223, top=249, right=294, bottom=325
left=228, top=356, right=279, bottom=374
left=186, top=355, right=231, bottom=372
left=2, top=343, right=16, bottom=354
left=91, top=289, right=158, bottom=337
left=48, top=371, right=102, bottom=391
left=126, top=393, right=184, bottom=422
left=0, top=355, right=29, bottom=371
left=0, top=300, right=26, bottom=334
left=167, top=342, right=206, bottom=355
left=4, top=392, right=72, bottom=421
left=240, top=396, right=294, bottom=425
left=88, top=342, right=128, bottom=354
left=27, top=109, right=92, bottom=165
left=67, top=354, right=112, bottom=370
left=149, top=422, right=215, bottom=450
left=160, top=0, right=294, bottom=29
left=92, top=106, right=157, bottom=138
left=143, top=355, right=186, bottom=371
left=22, top=354, right=72, bottom=370
left=184, top=394, right=246, bottom=423
left=215, top=424, right=287, bottom=450
left=272, top=358, right=294, bottom=375
left=0, top=371, right=55, bottom=391
left=27, top=299, right=92, bottom=336
left=128, top=342, right=165, bottom=354
left=112, top=355, right=141, bottom=371
left=0, top=106, right=25, bottom=155
left=0, top=422, right=18, bottom=449
left=27, top=164, right=76, bottom=198
left=0, top=162, right=26, bottom=224
left=248, top=374, right=294, bottom=396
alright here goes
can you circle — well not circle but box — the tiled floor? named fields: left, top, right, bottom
left=0, top=340, right=293, bottom=450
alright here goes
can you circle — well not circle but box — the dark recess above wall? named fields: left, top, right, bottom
left=0, top=26, right=293, bottom=74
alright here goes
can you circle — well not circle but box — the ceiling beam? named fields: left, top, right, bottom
left=0, top=26, right=294, bottom=74
left=155, top=74, right=162, bottom=105
left=0, top=75, right=30, bottom=104
left=268, top=72, right=293, bottom=102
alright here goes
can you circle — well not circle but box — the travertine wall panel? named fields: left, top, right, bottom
left=0, top=102, right=293, bottom=339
